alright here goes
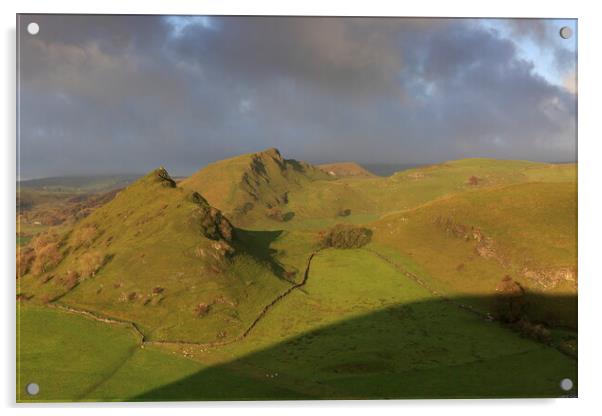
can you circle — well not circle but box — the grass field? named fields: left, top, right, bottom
left=17, top=305, right=213, bottom=402
left=16, top=151, right=578, bottom=401
left=18, top=249, right=576, bottom=401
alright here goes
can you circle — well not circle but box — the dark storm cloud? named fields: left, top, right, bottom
left=18, top=15, right=576, bottom=179
left=164, top=17, right=413, bottom=98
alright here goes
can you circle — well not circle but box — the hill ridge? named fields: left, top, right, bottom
left=180, top=148, right=331, bottom=224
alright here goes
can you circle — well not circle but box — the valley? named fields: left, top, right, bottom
left=16, top=148, right=577, bottom=401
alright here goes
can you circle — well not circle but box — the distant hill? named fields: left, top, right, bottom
left=19, top=174, right=142, bottom=193
left=318, top=162, right=376, bottom=178
left=361, top=163, right=425, bottom=176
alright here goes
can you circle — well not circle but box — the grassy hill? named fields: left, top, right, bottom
left=369, top=180, right=577, bottom=327
left=17, top=167, right=296, bottom=344
left=16, top=151, right=577, bottom=401
left=242, top=156, right=576, bottom=233
left=180, top=148, right=331, bottom=225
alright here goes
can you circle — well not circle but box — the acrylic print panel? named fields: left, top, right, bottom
left=16, top=14, right=577, bottom=402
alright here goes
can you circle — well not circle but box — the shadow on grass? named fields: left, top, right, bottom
left=131, top=293, right=577, bottom=401
left=234, top=228, right=289, bottom=279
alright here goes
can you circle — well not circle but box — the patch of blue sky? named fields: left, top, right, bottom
left=163, top=16, right=216, bottom=38
left=478, top=18, right=576, bottom=88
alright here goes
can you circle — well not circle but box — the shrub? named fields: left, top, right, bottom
left=196, top=302, right=211, bottom=317
left=338, top=209, right=352, bottom=217
left=71, top=224, right=99, bottom=249
left=16, top=246, right=35, bottom=278
left=30, top=242, right=63, bottom=275
left=31, top=232, right=62, bottom=252
left=321, top=224, right=373, bottom=249
left=78, top=251, right=107, bottom=278
left=468, top=176, right=480, bottom=186
left=29, top=232, right=65, bottom=276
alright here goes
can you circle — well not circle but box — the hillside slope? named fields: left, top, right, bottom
left=180, top=148, right=331, bottom=225
left=265, top=157, right=577, bottom=231
left=17, top=167, right=294, bottom=344
left=370, top=180, right=577, bottom=326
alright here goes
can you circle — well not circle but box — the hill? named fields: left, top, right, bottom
left=250, top=157, right=576, bottom=232
left=318, top=162, right=376, bottom=178
left=369, top=180, right=577, bottom=326
left=17, top=167, right=296, bottom=344
left=180, top=148, right=331, bottom=225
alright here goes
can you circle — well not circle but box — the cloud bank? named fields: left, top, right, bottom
left=18, top=15, right=577, bottom=178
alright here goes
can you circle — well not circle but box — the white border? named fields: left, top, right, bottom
left=2, top=1, right=601, bottom=415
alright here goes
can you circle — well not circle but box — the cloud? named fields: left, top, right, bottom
left=18, top=15, right=577, bottom=179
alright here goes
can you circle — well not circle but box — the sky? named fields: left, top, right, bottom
left=17, top=15, right=577, bottom=179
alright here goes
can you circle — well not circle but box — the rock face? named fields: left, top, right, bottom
left=522, top=267, right=577, bottom=290
left=235, top=149, right=326, bottom=215
left=155, top=166, right=177, bottom=188
left=188, top=191, right=234, bottom=242
left=434, top=216, right=485, bottom=241
left=434, top=216, right=498, bottom=259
